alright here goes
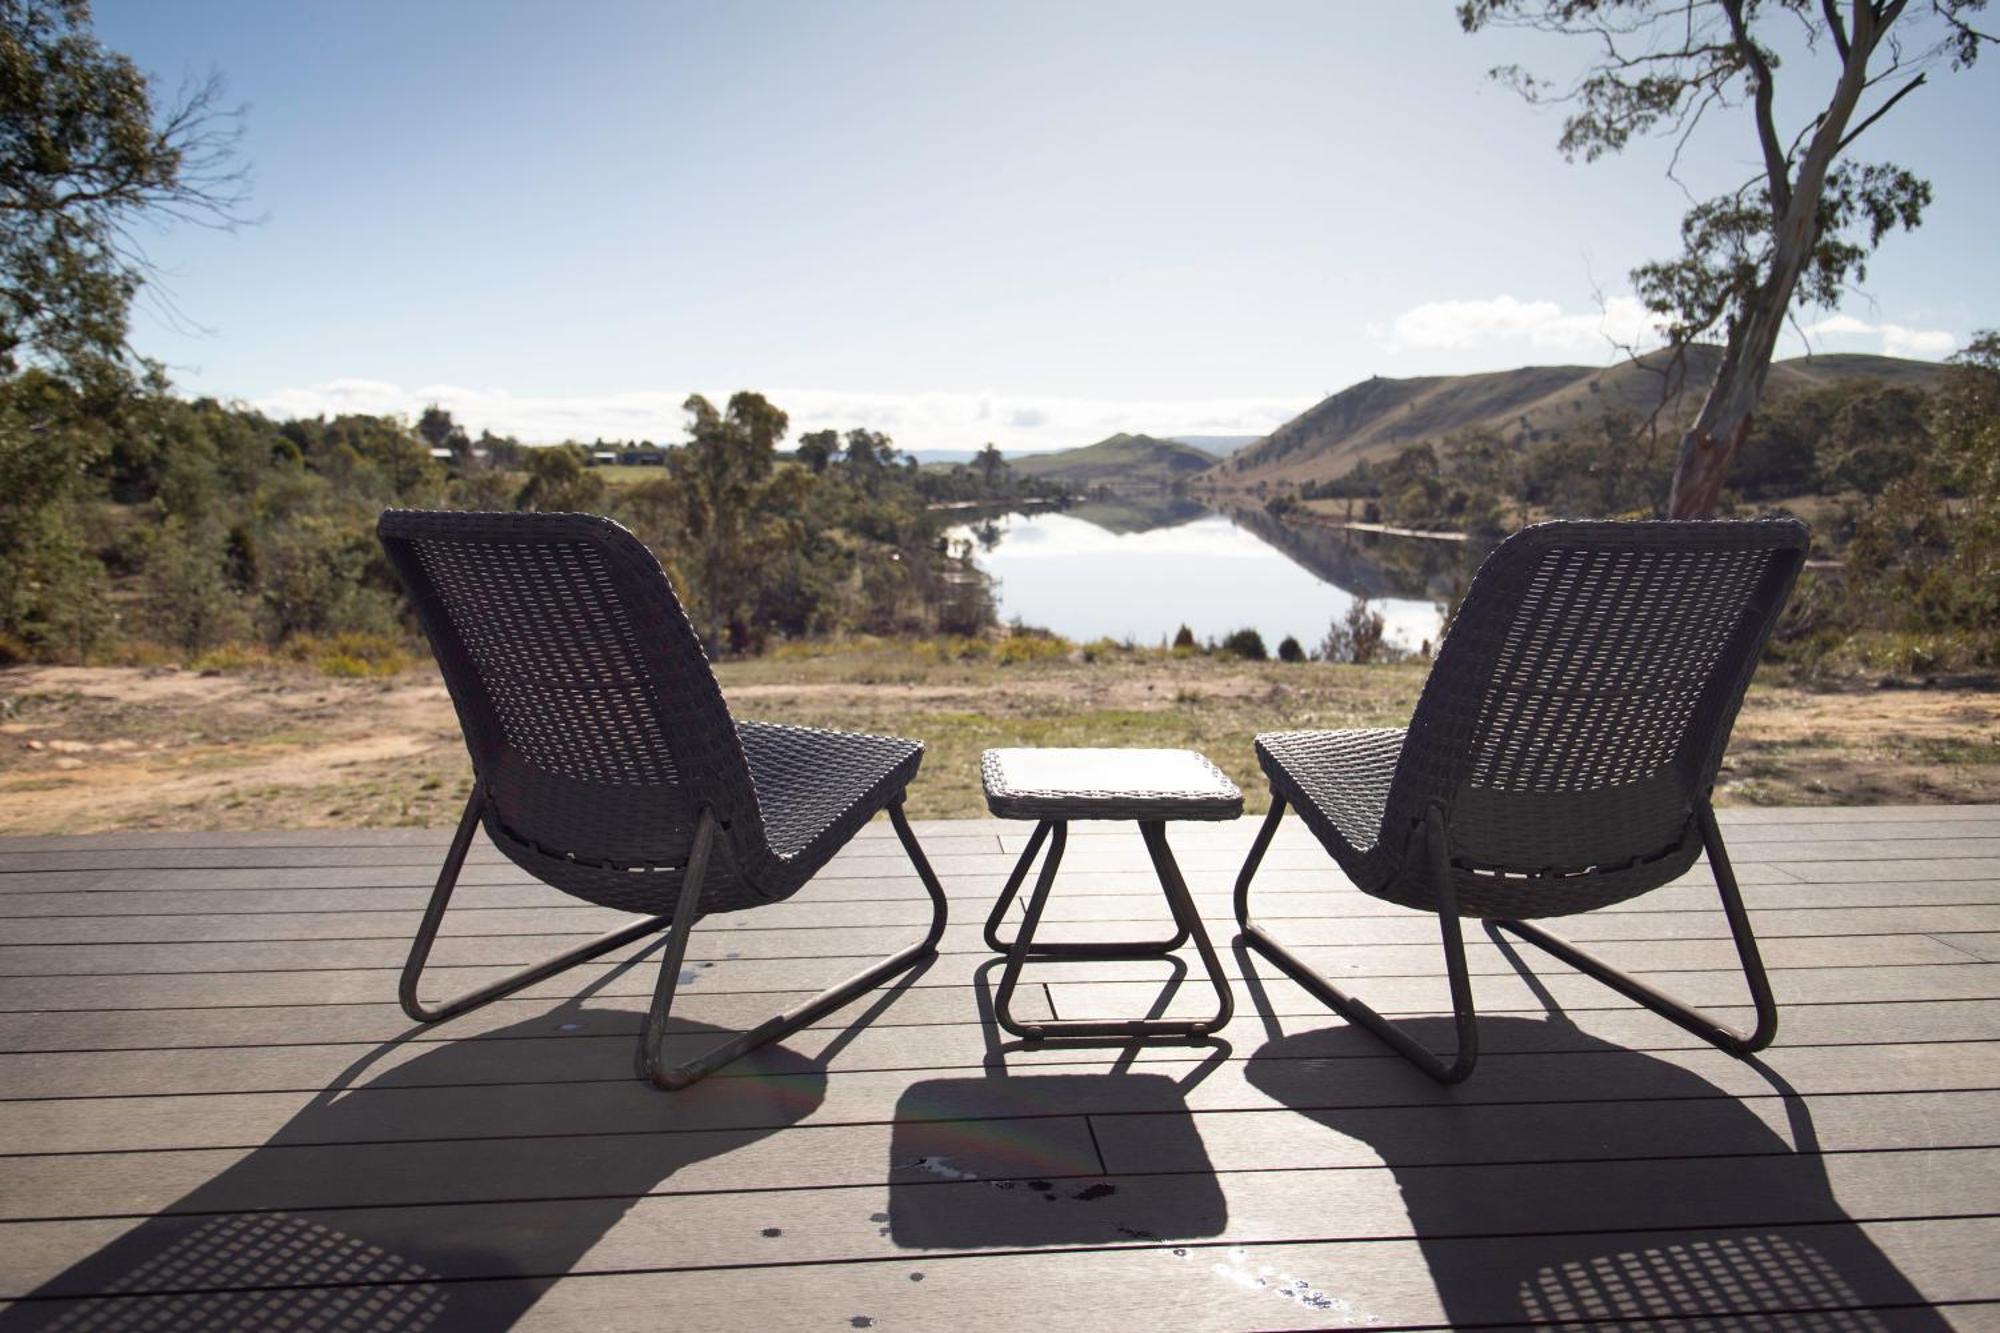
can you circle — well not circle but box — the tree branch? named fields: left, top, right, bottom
left=1834, top=70, right=1928, bottom=153
left=1719, top=0, right=1793, bottom=216
left=1821, top=0, right=1852, bottom=58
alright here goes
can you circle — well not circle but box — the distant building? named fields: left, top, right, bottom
left=620, top=448, right=667, bottom=466
left=590, top=450, right=619, bottom=466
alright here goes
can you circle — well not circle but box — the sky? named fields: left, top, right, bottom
left=98, top=1, right=2000, bottom=452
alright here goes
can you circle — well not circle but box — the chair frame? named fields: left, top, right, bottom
left=401, top=790, right=949, bottom=1090
left=1231, top=519, right=1800, bottom=1084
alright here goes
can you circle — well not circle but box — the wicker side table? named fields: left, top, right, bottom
left=980, top=747, right=1240, bottom=1040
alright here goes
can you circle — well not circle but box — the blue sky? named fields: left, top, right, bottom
left=100, top=1, right=2000, bottom=451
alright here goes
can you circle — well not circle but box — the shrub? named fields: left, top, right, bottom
left=1276, top=635, right=1306, bottom=662
left=1321, top=597, right=1388, bottom=664
left=1171, top=624, right=1197, bottom=651
left=994, top=630, right=1070, bottom=665
left=281, top=631, right=422, bottom=677
left=1219, top=627, right=1267, bottom=660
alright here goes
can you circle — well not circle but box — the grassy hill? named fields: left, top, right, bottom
left=1010, top=432, right=1218, bottom=488
left=1204, top=349, right=1947, bottom=491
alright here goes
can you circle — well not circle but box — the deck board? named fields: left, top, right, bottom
left=0, top=810, right=1993, bottom=1330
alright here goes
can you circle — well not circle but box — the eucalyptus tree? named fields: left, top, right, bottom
left=1460, top=0, right=1990, bottom=516
left=672, top=391, right=792, bottom=650
left=1, top=0, right=249, bottom=386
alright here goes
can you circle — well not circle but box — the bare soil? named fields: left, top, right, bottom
left=2, top=654, right=1995, bottom=834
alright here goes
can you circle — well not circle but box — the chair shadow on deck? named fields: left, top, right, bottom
left=1234, top=931, right=1950, bottom=1330
left=0, top=944, right=904, bottom=1332
left=884, top=957, right=1229, bottom=1251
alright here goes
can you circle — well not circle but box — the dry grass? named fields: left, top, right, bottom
left=2, top=644, right=1996, bottom=834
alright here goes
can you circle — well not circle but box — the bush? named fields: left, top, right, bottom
left=1321, top=597, right=1388, bottom=664
left=1219, top=627, right=1268, bottom=660
left=1276, top=635, right=1305, bottom=662
left=1171, top=624, right=1197, bottom=652
left=280, top=631, right=422, bottom=677
left=994, top=630, right=1070, bottom=665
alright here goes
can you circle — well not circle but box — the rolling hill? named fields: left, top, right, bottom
left=1203, top=349, right=1947, bottom=492
left=1009, top=433, right=1218, bottom=489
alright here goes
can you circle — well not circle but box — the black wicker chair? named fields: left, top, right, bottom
left=378, top=510, right=949, bottom=1090
left=1234, top=519, right=1807, bottom=1083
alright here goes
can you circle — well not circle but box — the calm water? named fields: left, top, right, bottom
left=950, top=502, right=1466, bottom=653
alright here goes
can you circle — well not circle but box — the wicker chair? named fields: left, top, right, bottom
left=1233, top=519, right=1807, bottom=1083
left=378, top=510, right=949, bottom=1090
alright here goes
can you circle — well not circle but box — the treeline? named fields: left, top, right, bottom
left=0, top=377, right=1046, bottom=664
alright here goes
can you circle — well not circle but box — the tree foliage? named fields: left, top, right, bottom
left=1461, top=0, right=1990, bottom=516
left=1, top=0, right=248, bottom=386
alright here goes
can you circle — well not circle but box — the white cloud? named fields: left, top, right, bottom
left=1371, top=294, right=1666, bottom=357
left=248, top=380, right=1309, bottom=454
left=1799, top=313, right=1957, bottom=360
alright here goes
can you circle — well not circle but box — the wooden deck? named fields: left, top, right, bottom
left=0, top=806, right=1996, bottom=1330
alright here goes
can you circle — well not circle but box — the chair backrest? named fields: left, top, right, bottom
left=377, top=510, right=762, bottom=877
left=1388, top=519, right=1807, bottom=882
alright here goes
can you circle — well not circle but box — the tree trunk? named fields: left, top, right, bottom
left=1665, top=2, right=1892, bottom=519
left=1666, top=293, right=1781, bottom=519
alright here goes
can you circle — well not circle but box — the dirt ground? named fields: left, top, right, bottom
left=2, top=652, right=1995, bottom=834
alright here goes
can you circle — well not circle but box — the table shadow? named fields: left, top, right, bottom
left=882, top=957, right=1230, bottom=1251
left=1234, top=933, right=1952, bottom=1329
left=0, top=951, right=846, bottom=1331
left=886, top=1071, right=1227, bottom=1250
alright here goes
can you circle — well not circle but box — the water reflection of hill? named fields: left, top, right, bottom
left=1225, top=505, right=1490, bottom=602
left=1066, top=495, right=1210, bottom=535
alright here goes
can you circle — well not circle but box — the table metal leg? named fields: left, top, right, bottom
left=991, top=818, right=1234, bottom=1042
left=985, top=818, right=1192, bottom=956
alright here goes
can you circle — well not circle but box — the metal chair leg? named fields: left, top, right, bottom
left=1493, top=798, right=1777, bottom=1056
left=638, top=800, right=950, bottom=1090
left=985, top=819, right=1191, bottom=957
left=400, top=788, right=679, bottom=1024
left=1235, top=799, right=1479, bottom=1083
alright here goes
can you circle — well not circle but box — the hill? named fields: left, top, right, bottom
left=1009, top=432, right=1218, bottom=488
left=1204, top=349, right=1947, bottom=492
left=1169, top=434, right=1261, bottom=456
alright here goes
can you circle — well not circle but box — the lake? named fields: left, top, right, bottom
left=949, top=499, right=1482, bottom=653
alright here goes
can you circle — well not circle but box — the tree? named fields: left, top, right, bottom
left=673, top=391, right=792, bottom=649
left=1, top=0, right=249, bottom=386
left=417, top=404, right=470, bottom=462
left=1461, top=0, right=1990, bottom=517
left=1843, top=330, right=1999, bottom=653
left=973, top=442, right=1007, bottom=489
left=838, top=427, right=900, bottom=494
left=514, top=444, right=605, bottom=513
left=794, top=428, right=838, bottom=474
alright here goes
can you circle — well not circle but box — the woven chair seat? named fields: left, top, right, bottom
left=1254, top=727, right=1405, bottom=882
left=740, top=720, right=923, bottom=862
